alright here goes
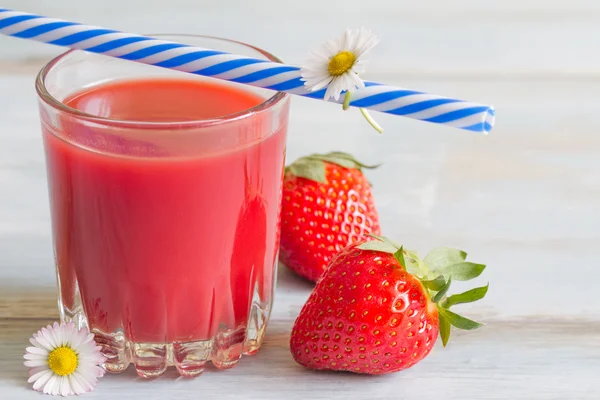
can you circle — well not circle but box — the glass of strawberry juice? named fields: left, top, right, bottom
left=35, top=35, right=289, bottom=378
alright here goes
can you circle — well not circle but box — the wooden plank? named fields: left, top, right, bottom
left=1, top=317, right=599, bottom=399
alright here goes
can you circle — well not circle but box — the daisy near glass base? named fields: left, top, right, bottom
left=24, top=322, right=105, bottom=396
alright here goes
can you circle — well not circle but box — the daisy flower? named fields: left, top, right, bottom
left=301, top=27, right=379, bottom=102
left=301, top=28, right=384, bottom=133
left=24, top=322, right=106, bottom=396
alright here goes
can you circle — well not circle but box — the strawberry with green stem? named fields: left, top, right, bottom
left=290, top=235, right=488, bottom=374
left=280, top=151, right=381, bottom=282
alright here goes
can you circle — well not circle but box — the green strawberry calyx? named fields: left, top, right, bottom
left=284, top=151, right=380, bottom=183
left=357, top=235, right=489, bottom=347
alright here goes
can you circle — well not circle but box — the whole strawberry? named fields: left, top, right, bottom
left=290, top=236, right=488, bottom=375
left=279, top=151, right=381, bottom=282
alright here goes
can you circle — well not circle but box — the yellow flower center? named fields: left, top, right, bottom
left=328, top=51, right=357, bottom=76
left=47, top=346, right=78, bottom=376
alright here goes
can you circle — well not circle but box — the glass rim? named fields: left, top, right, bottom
left=35, top=34, right=289, bottom=129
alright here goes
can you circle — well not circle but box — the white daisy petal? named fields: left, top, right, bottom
left=32, top=334, right=53, bottom=351
left=50, top=322, right=61, bottom=341
left=57, top=322, right=68, bottom=346
left=76, top=363, right=101, bottom=378
left=352, top=66, right=366, bottom=75
left=28, top=366, right=50, bottom=383
left=79, top=353, right=107, bottom=365
left=334, top=31, right=346, bottom=51
left=323, top=39, right=339, bottom=56
left=43, top=374, right=59, bottom=395
left=73, top=371, right=95, bottom=392
left=40, top=326, right=57, bottom=348
left=63, top=323, right=76, bottom=346
left=337, top=74, right=353, bottom=95
left=68, top=374, right=86, bottom=395
left=323, top=81, right=336, bottom=101
left=341, top=29, right=352, bottom=51
left=302, top=71, right=330, bottom=83
left=25, top=359, right=48, bottom=368
left=50, top=379, right=61, bottom=396
left=59, top=322, right=70, bottom=346
left=347, top=72, right=365, bottom=90
left=308, top=76, right=334, bottom=92
left=350, top=29, right=362, bottom=52
left=60, top=376, right=73, bottom=396
left=23, top=354, right=48, bottom=362
left=341, top=73, right=352, bottom=89
left=32, top=370, right=54, bottom=391
left=94, top=365, right=107, bottom=378
left=68, top=330, right=86, bottom=349
left=25, top=346, right=49, bottom=356
left=308, top=49, right=330, bottom=61
left=302, top=74, right=324, bottom=84
left=82, top=333, right=95, bottom=345
left=353, top=27, right=368, bottom=49
left=24, top=353, right=47, bottom=361
left=77, top=341, right=100, bottom=356
left=355, top=30, right=378, bottom=58
left=325, top=78, right=344, bottom=101
left=77, top=328, right=91, bottom=346
left=301, top=63, right=328, bottom=75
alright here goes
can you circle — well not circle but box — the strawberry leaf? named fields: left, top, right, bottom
left=443, top=262, right=486, bottom=281
left=308, top=152, right=380, bottom=171
left=288, top=159, right=326, bottom=182
left=366, top=234, right=401, bottom=249
left=393, top=247, right=406, bottom=270
left=404, top=261, right=422, bottom=277
left=443, top=284, right=489, bottom=308
left=424, top=247, right=467, bottom=271
left=357, top=240, right=397, bottom=254
left=433, top=276, right=452, bottom=303
left=421, top=276, right=446, bottom=291
left=310, top=155, right=358, bottom=169
left=438, top=307, right=483, bottom=330
left=316, top=151, right=381, bottom=170
left=400, top=248, right=426, bottom=278
left=438, top=310, right=451, bottom=347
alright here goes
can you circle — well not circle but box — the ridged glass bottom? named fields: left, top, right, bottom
left=62, top=299, right=270, bottom=378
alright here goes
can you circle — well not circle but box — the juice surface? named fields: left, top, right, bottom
left=43, top=78, right=287, bottom=342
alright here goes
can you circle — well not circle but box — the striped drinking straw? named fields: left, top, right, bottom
left=0, top=8, right=495, bottom=134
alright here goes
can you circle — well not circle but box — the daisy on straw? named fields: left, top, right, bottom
left=24, top=322, right=106, bottom=396
left=300, top=28, right=383, bottom=133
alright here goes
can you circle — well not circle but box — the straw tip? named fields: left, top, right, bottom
left=483, top=106, right=496, bottom=135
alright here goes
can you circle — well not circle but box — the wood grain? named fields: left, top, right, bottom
left=2, top=316, right=600, bottom=400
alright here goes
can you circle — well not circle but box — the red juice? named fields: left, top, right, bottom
left=42, top=78, right=287, bottom=344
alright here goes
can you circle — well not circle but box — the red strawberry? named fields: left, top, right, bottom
left=290, top=236, right=488, bottom=375
left=279, top=152, right=381, bottom=282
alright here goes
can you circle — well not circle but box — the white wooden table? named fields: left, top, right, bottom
left=1, top=1, right=599, bottom=399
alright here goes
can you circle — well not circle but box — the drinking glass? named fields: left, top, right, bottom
left=36, top=35, right=289, bottom=378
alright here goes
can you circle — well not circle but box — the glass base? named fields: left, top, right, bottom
left=62, top=299, right=270, bottom=378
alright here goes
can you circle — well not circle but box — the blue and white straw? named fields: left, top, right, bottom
left=0, top=9, right=495, bottom=134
